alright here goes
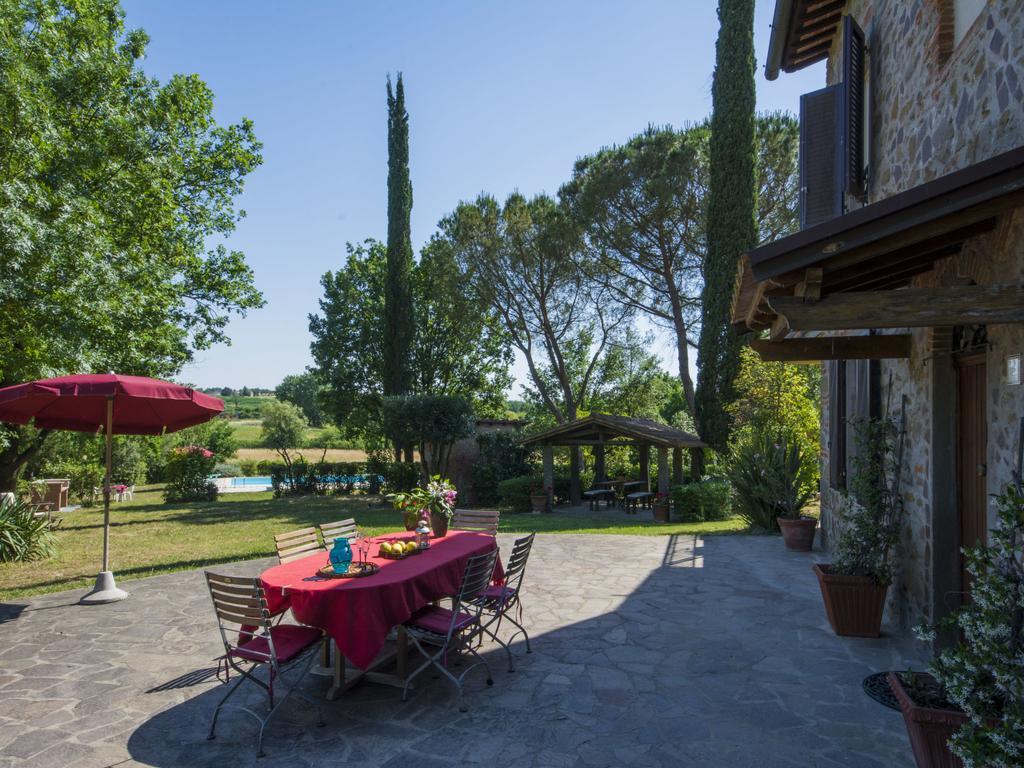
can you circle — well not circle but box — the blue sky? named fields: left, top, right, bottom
left=120, top=0, right=824, bottom=392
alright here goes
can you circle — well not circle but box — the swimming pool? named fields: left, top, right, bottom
left=228, top=476, right=273, bottom=487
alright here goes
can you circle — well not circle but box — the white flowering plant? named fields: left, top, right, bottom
left=913, top=481, right=1024, bottom=767
left=832, top=414, right=905, bottom=584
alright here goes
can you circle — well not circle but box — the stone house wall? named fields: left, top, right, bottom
left=816, top=0, right=1024, bottom=632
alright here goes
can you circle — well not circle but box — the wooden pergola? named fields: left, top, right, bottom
left=521, top=413, right=705, bottom=504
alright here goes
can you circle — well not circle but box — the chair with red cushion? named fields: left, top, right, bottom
left=470, top=532, right=535, bottom=661
left=204, top=572, right=324, bottom=757
left=402, top=548, right=499, bottom=711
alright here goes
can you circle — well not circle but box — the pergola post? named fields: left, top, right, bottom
left=638, top=444, right=650, bottom=492
left=594, top=444, right=606, bottom=483
left=672, top=447, right=683, bottom=485
left=542, top=444, right=554, bottom=512
left=658, top=446, right=670, bottom=495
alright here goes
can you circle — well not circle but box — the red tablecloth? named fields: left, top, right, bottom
left=260, top=530, right=502, bottom=669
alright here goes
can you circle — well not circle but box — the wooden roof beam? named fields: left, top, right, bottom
left=770, top=285, right=1024, bottom=331
left=750, top=335, right=913, bottom=362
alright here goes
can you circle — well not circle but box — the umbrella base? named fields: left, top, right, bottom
left=80, top=572, right=128, bottom=604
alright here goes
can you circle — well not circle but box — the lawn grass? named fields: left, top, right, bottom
left=0, top=487, right=749, bottom=601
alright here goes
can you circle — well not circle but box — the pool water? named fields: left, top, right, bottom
left=229, top=476, right=273, bottom=487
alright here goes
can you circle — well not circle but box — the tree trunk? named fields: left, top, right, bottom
left=0, top=429, right=50, bottom=493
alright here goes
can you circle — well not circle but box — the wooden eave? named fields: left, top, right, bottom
left=521, top=414, right=704, bottom=449
left=766, top=0, right=846, bottom=80
left=731, top=146, right=1024, bottom=336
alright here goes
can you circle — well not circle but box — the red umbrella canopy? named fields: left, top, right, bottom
left=0, top=374, right=224, bottom=435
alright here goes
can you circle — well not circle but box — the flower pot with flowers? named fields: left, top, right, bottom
left=815, top=408, right=906, bottom=638
left=891, top=419, right=1024, bottom=768
left=391, top=476, right=458, bottom=538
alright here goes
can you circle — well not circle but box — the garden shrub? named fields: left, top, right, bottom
left=473, top=432, right=532, bottom=506
left=214, top=462, right=242, bottom=477
left=238, top=459, right=260, bottom=476
left=497, top=475, right=538, bottom=513
left=267, top=461, right=378, bottom=496
left=0, top=498, right=57, bottom=562
left=383, top=461, right=420, bottom=494
left=163, top=446, right=218, bottom=503
left=110, top=438, right=147, bottom=485
left=729, top=429, right=813, bottom=532
left=672, top=479, right=732, bottom=522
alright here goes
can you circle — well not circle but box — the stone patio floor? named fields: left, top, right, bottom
left=0, top=534, right=923, bottom=767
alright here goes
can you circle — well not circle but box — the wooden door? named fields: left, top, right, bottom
left=955, top=354, right=987, bottom=600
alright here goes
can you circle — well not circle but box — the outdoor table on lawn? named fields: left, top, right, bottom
left=260, top=530, right=503, bottom=701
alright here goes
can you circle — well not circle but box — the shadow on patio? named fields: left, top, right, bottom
left=114, top=534, right=918, bottom=768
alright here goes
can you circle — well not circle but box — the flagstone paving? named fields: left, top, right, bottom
left=0, top=534, right=922, bottom=767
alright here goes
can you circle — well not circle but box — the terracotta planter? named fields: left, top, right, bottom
left=430, top=511, right=449, bottom=538
left=813, top=563, right=888, bottom=637
left=652, top=500, right=670, bottom=523
left=777, top=516, right=816, bottom=551
left=529, top=494, right=548, bottom=514
left=887, top=672, right=967, bottom=768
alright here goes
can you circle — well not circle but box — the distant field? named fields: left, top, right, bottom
left=227, top=419, right=356, bottom=449
left=235, top=448, right=368, bottom=463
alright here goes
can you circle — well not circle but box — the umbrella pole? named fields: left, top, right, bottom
left=80, top=396, right=127, bottom=605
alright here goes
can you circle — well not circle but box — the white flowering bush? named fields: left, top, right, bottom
left=915, top=483, right=1024, bottom=767
left=832, top=415, right=905, bottom=584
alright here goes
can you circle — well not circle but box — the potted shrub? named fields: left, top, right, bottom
left=730, top=429, right=815, bottom=546
left=815, top=413, right=905, bottom=637
left=652, top=492, right=670, bottom=523
left=890, top=473, right=1024, bottom=768
left=529, top=484, right=549, bottom=514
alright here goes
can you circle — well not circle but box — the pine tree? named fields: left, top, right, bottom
left=695, top=0, right=757, bottom=459
left=384, top=73, right=415, bottom=405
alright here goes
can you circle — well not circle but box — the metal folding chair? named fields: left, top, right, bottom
left=318, top=518, right=357, bottom=545
left=204, top=572, right=324, bottom=757
left=273, top=527, right=322, bottom=564
left=402, top=548, right=500, bottom=711
left=451, top=509, right=500, bottom=535
left=471, top=532, right=535, bottom=659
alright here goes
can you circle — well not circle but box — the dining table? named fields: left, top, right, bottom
left=259, top=529, right=503, bottom=700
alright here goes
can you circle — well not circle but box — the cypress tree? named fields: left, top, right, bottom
left=384, top=74, right=415, bottom=402
left=695, top=0, right=757, bottom=460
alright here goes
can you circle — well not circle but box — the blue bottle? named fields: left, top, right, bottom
left=329, top=537, right=353, bottom=574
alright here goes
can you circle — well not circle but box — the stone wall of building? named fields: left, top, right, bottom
left=817, top=0, right=1024, bottom=632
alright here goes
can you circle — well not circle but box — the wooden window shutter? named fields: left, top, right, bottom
left=799, top=85, right=843, bottom=229
left=841, top=15, right=866, bottom=200
left=828, top=360, right=847, bottom=489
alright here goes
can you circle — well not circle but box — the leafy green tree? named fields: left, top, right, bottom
left=561, top=125, right=707, bottom=414
left=261, top=400, right=308, bottom=480
left=695, top=0, right=758, bottom=460
left=445, top=192, right=634, bottom=501
left=310, top=240, right=387, bottom=440
left=309, top=237, right=511, bottom=445
left=384, top=74, right=415, bottom=407
left=382, top=394, right=474, bottom=480
left=0, top=0, right=263, bottom=489
left=275, top=372, right=325, bottom=427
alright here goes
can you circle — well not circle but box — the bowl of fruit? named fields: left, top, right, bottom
left=378, top=539, right=421, bottom=559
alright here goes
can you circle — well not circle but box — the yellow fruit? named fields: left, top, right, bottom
left=405, top=541, right=418, bottom=553
left=380, top=542, right=393, bottom=555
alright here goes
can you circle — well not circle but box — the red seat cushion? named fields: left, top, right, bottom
left=482, top=584, right=516, bottom=607
left=407, top=606, right=477, bottom=635
left=231, top=624, right=322, bottom=663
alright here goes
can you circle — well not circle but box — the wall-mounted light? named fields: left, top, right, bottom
left=1008, top=353, right=1021, bottom=386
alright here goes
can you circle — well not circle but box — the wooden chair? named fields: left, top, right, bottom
left=318, top=518, right=357, bottom=546
left=273, top=527, right=323, bottom=564
left=451, top=509, right=500, bottom=536
left=204, top=572, right=324, bottom=757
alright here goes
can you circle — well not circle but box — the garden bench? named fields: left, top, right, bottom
left=583, top=489, right=615, bottom=510
left=625, top=491, right=654, bottom=514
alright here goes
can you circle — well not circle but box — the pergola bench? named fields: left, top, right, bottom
left=625, top=491, right=654, bottom=514
left=582, top=488, right=615, bottom=510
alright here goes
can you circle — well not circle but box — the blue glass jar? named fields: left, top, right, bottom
left=329, top=537, right=353, bottom=574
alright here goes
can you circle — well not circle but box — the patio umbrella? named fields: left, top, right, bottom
left=0, top=373, right=224, bottom=604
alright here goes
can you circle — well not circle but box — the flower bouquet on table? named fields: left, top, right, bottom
left=391, top=476, right=457, bottom=538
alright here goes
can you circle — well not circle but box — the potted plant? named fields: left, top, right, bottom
left=815, top=412, right=905, bottom=637
left=391, top=476, right=458, bottom=537
left=529, top=483, right=549, bottom=514
left=772, top=433, right=817, bottom=550
left=652, top=492, right=670, bottom=523
left=890, top=468, right=1024, bottom=768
